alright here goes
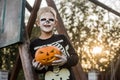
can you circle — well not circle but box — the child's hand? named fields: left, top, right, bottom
left=32, top=59, right=45, bottom=70
left=52, top=54, right=67, bottom=66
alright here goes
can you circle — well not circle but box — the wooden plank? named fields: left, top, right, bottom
left=9, top=0, right=42, bottom=80
left=89, top=0, right=120, bottom=17
left=9, top=1, right=34, bottom=79
left=46, top=0, right=69, bottom=38
left=26, top=0, right=42, bottom=37
left=0, top=0, right=25, bottom=48
left=26, top=1, right=33, bottom=12
left=18, top=0, right=42, bottom=80
left=10, top=54, right=22, bottom=80
left=46, top=0, right=87, bottom=80
left=73, top=63, right=88, bottom=80
left=19, top=40, right=38, bottom=80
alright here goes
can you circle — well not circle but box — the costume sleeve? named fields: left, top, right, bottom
left=29, top=39, right=36, bottom=58
left=62, top=35, right=79, bottom=67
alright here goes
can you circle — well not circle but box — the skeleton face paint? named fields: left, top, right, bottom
left=39, top=12, right=56, bottom=33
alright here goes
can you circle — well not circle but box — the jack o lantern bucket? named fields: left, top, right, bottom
left=35, top=46, right=61, bottom=65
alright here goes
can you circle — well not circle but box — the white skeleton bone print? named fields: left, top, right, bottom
left=45, top=68, right=70, bottom=80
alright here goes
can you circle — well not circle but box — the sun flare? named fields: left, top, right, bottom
left=92, top=46, right=102, bottom=54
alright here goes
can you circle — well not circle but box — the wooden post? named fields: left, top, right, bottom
left=89, top=0, right=120, bottom=17
left=26, top=0, right=42, bottom=37
left=46, top=0, right=69, bottom=38
left=9, top=0, right=41, bottom=79
left=9, top=0, right=41, bottom=80
left=18, top=0, right=42, bottom=80
left=18, top=39, right=36, bottom=80
left=10, top=54, right=21, bottom=80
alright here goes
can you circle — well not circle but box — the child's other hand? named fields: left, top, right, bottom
left=52, top=54, right=67, bottom=66
left=32, top=59, right=45, bottom=70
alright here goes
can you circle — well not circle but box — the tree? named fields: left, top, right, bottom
left=57, top=0, right=120, bottom=72
left=0, top=45, right=18, bottom=70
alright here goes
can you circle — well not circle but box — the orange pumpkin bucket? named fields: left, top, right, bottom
left=35, top=46, right=61, bottom=65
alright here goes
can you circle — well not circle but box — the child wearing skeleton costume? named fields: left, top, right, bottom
left=29, top=6, right=79, bottom=80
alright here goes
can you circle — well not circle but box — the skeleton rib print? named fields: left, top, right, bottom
left=34, top=39, right=70, bottom=57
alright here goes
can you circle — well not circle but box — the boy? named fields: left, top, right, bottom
left=29, top=6, right=79, bottom=80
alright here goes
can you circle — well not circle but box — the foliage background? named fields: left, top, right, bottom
left=0, top=0, right=120, bottom=79
left=56, top=0, right=120, bottom=72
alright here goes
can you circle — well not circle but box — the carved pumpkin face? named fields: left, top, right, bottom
left=35, top=46, right=61, bottom=65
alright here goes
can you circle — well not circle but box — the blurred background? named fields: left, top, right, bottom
left=0, top=0, right=120, bottom=80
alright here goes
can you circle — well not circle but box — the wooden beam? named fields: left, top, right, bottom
left=46, top=0, right=87, bottom=80
left=10, top=54, right=22, bottom=80
left=111, top=55, right=120, bottom=80
left=74, top=63, right=87, bottom=80
left=26, top=1, right=33, bottom=12
left=46, top=0, right=69, bottom=38
left=89, top=0, right=120, bottom=17
left=9, top=1, right=35, bottom=80
left=10, top=0, right=41, bottom=80
left=18, top=39, right=37, bottom=80
left=26, top=0, right=42, bottom=37
left=18, top=0, right=42, bottom=80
